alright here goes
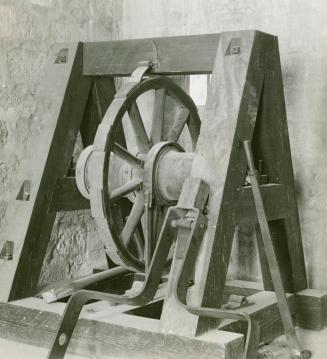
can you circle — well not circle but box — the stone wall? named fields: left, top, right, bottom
left=0, top=0, right=122, bottom=287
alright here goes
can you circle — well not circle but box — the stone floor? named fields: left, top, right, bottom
left=1, top=327, right=327, bottom=359
left=258, top=327, right=327, bottom=358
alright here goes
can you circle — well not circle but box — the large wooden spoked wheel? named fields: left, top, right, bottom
left=89, top=76, right=201, bottom=272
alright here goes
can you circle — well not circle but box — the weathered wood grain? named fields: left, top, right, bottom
left=264, top=40, right=308, bottom=292
left=80, top=77, right=116, bottom=147
left=83, top=34, right=220, bottom=76
left=235, top=184, right=288, bottom=225
left=223, top=280, right=263, bottom=301
left=219, top=291, right=295, bottom=345
left=250, top=41, right=307, bottom=293
left=157, top=30, right=308, bottom=338
left=296, top=289, right=327, bottom=330
left=188, top=30, right=271, bottom=336
left=47, top=177, right=90, bottom=212
left=0, top=299, right=243, bottom=359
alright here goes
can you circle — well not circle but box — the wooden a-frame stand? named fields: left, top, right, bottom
left=0, top=31, right=326, bottom=359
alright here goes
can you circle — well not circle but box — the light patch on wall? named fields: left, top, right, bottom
left=0, top=5, right=17, bottom=38
left=29, top=0, right=53, bottom=7
left=189, top=74, right=210, bottom=106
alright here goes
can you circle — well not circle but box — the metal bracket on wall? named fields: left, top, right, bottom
left=16, top=180, right=31, bottom=201
left=0, top=241, right=14, bottom=261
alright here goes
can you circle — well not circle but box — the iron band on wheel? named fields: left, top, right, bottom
left=78, top=73, right=201, bottom=272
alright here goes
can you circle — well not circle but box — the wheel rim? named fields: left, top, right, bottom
left=89, top=76, right=201, bottom=272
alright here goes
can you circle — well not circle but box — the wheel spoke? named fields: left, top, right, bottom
left=143, top=200, right=166, bottom=269
left=166, top=106, right=190, bottom=142
left=128, top=103, right=150, bottom=153
left=144, top=199, right=152, bottom=270
left=121, top=193, right=145, bottom=246
left=113, top=142, right=144, bottom=168
left=151, top=204, right=166, bottom=251
left=150, top=89, right=166, bottom=144
left=187, top=113, right=201, bottom=149
left=110, top=179, right=143, bottom=201
left=132, top=229, right=144, bottom=259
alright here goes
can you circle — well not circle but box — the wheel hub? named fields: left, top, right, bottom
left=76, top=141, right=194, bottom=205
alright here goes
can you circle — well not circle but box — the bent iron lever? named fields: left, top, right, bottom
left=242, top=140, right=311, bottom=359
left=47, top=178, right=259, bottom=359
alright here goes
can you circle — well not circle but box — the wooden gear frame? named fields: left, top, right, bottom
left=0, top=30, right=325, bottom=359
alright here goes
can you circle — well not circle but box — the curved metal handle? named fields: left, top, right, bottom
left=172, top=209, right=260, bottom=359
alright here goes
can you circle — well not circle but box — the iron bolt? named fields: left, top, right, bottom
left=58, top=333, right=68, bottom=346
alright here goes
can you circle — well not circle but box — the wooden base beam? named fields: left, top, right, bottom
left=296, top=289, right=327, bottom=330
left=0, top=298, right=243, bottom=359
left=2, top=282, right=327, bottom=358
left=219, top=291, right=295, bottom=345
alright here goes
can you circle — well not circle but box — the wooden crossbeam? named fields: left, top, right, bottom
left=83, top=34, right=220, bottom=76
left=48, top=177, right=90, bottom=213
left=235, top=184, right=288, bottom=225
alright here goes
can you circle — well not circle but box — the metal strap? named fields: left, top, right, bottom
left=242, top=140, right=310, bottom=359
left=115, top=61, right=153, bottom=98
left=221, top=294, right=254, bottom=310
left=47, top=207, right=177, bottom=359
left=170, top=207, right=260, bottom=359
left=48, top=177, right=259, bottom=359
